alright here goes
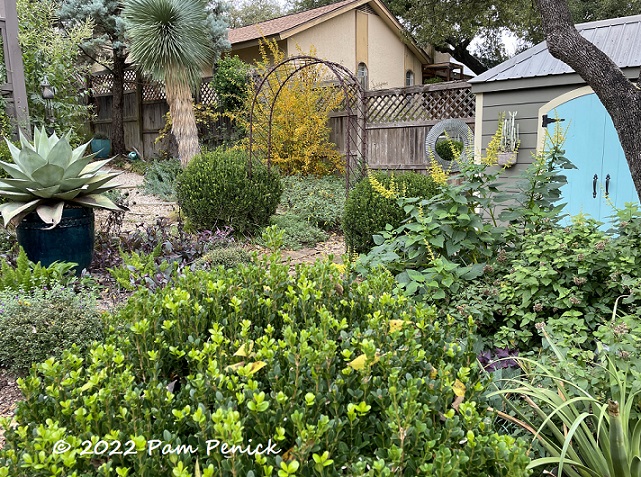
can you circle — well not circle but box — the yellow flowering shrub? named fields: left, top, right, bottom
left=245, top=39, right=344, bottom=176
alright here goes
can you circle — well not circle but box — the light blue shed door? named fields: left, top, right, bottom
left=547, top=93, right=638, bottom=222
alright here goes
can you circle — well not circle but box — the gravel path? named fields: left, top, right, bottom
left=95, top=170, right=178, bottom=231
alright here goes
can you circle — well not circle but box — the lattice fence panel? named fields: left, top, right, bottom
left=366, top=84, right=475, bottom=124
left=92, top=70, right=138, bottom=96
left=198, top=78, right=218, bottom=105
left=142, top=81, right=165, bottom=101
left=92, top=70, right=221, bottom=104
left=91, top=74, right=113, bottom=96
left=124, top=70, right=136, bottom=92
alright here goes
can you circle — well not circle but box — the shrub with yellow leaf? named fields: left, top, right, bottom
left=245, top=40, right=344, bottom=176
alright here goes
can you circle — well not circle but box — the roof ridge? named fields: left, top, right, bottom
left=576, top=13, right=641, bottom=31
left=229, top=0, right=358, bottom=39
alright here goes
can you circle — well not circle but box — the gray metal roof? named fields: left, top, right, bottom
left=470, top=14, right=641, bottom=84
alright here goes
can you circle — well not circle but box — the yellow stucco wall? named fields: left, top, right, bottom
left=231, top=9, right=427, bottom=88
left=403, top=45, right=423, bottom=86
left=287, top=12, right=356, bottom=69
left=367, top=13, right=406, bottom=89
left=230, top=40, right=288, bottom=66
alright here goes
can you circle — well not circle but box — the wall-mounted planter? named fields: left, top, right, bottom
left=90, top=138, right=112, bottom=158
left=498, top=151, right=518, bottom=168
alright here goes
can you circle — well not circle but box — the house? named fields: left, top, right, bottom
left=469, top=14, right=641, bottom=222
left=227, top=0, right=453, bottom=90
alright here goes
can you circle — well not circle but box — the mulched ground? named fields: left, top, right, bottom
left=0, top=369, right=21, bottom=449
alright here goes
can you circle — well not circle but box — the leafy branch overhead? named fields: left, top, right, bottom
left=385, top=0, right=641, bottom=74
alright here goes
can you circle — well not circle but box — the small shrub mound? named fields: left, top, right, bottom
left=279, top=175, right=345, bottom=231
left=435, top=139, right=463, bottom=163
left=0, top=260, right=530, bottom=476
left=176, top=148, right=282, bottom=235
left=343, top=171, right=440, bottom=254
left=193, top=246, right=252, bottom=269
left=142, top=158, right=182, bottom=201
left=0, top=285, right=103, bottom=374
left=268, top=213, right=328, bottom=249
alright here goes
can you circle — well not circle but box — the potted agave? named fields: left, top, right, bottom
left=0, top=127, right=123, bottom=273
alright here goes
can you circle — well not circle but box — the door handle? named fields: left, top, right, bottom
left=605, top=174, right=610, bottom=197
left=593, top=174, right=598, bottom=198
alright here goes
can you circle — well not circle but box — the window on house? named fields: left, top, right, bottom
left=357, top=62, right=368, bottom=90
left=406, top=70, right=415, bottom=86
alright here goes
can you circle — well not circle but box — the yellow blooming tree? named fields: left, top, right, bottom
left=247, top=40, right=344, bottom=176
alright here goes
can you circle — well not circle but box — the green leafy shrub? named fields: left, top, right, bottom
left=343, top=171, right=440, bottom=254
left=176, top=148, right=282, bottom=235
left=0, top=285, right=103, bottom=374
left=192, top=246, right=252, bottom=269
left=0, top=259, right=530, bottom=476
left=212, top=55, right=251, bottom=112
left=0, top=247, right=76, bottom=292
left=356, top=125, right=625, bottom=351
left=142, top=158, right=182, bottom=201
left=268, top=213, right=328, bottom=249
left=279, top=175, right=345, bottom=231
left=444, top=213, right=633, bottom=350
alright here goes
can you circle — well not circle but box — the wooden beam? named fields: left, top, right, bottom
left=3, top=0, right=30, bottom=138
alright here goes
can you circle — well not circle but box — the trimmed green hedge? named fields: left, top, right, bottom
left=343, top=171, right=440, bottom=254
left=0, top=259, right=530, bottom=476
left=176, top=148, right=282, bottom=235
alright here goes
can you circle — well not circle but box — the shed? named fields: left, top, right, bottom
left=470, top=14, right=641, bottom=221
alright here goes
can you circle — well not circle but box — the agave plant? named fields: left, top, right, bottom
left=0, top=127, right=123, bottom=228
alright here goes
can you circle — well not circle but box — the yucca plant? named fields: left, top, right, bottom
left=490, top=329, right=641, bottom=477
left=0, top=127, right=122, bottom=228
left=123, top=0, right=227, bottom=166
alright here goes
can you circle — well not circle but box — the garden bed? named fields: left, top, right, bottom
left=0, top=170, right=348, bottom=453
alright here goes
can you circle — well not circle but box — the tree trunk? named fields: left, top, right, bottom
left=435, top=40, right=488, bottom=75
left=535, top=0, right=641, bottom=200
left=165, top=73, right=200, bottom=166
left=111, top=51, right=127, bottom=156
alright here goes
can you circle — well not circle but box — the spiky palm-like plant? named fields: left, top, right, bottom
left=123, top=0, right=227, bottom=166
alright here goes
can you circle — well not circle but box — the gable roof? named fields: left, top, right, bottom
left=470, top=14, right=641, bottom=84
left=229, top=0, right=357, bottom=44
left=228, top=0, right=431, bottom=63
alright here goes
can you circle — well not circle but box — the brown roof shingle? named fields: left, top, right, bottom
left=228, top=0, right=359, bottom=44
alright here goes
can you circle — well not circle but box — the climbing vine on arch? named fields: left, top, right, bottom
left=246, top=40, right=367, bottom=187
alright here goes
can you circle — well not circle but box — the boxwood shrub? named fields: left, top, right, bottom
left=176, top=148, right=282, bottom=235
left=0, top=259, right=530, bottom=476
left=343, top=171, right=440, bottom=254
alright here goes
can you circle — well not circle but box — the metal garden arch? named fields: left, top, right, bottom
left=248, top=55, right=367, bottom=191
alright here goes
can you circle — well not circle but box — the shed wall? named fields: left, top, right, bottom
left=473, top=68, right=640, bottom=189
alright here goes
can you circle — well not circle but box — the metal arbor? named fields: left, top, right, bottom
left=248, top=55, right=367, bottom=190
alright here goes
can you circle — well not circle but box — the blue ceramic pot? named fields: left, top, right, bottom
left=17, top=206, right=95, bottom=275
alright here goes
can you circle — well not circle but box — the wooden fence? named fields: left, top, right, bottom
left=90, top=70, right=218, bottom=159
left=90, top=71, right=475, bottom=169
left=329, top=82, right=475, bottom=171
